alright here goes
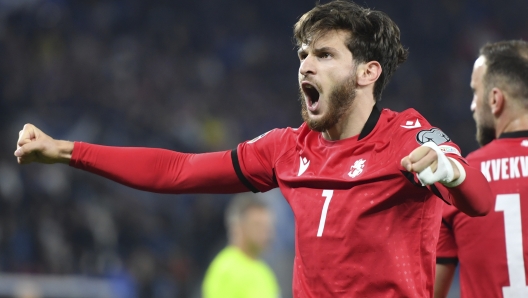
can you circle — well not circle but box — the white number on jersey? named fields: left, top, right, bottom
left=496, top=194, right=528, bottom=297
left=317, top=190, right=334, bottom=237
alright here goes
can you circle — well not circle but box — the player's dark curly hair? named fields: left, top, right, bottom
left=480, top=40, right=528, bottom=104
left=294, top=0, right=408, bottom=101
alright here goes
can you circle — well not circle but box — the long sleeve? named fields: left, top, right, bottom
left=69, top=142, right=249, bottom=194
left=430, top=158, right=492, bottom=216
left=444, top=161, right=492, bottom=216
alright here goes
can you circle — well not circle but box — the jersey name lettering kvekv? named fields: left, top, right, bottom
left=437, top=131, right=528, bottom=298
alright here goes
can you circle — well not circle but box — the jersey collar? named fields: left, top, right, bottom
left=358, top=104, right=381, bottom=140
left=498, top=130, right=528, bottom=139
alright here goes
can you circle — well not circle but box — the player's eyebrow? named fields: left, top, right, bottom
left=313, top=46, right=336, bottom=54
left=297, top=46, right=337, bottom=57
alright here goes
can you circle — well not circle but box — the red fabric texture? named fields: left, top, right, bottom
left=70, top=142, right=248, bottom=194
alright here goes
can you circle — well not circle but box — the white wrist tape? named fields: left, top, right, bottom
left=417, top=141, right=455, bottom=186
left=442, top=158, right=466, bottom=188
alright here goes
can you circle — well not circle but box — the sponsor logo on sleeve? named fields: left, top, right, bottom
left=438, top=145, right=461, bottom=156
left=416, top=128, right=451, bottom=145
left=400, top=119, right=422, bottom=129
left=247, top=130, right=272, bottom=144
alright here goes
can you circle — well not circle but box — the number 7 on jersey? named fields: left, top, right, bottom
left=317, top=190, right=334, bottom=237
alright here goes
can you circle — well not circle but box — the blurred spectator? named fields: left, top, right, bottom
left=202, top=193, right=279, bottom=298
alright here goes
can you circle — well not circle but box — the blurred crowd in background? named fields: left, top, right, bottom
left=0, top=0, right=527, bottom=297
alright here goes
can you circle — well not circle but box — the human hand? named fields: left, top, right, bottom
left=400, top=142, right=460, bottom=186
left=14, top=123, right=74, bottom=165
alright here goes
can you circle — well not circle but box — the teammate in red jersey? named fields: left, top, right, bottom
left=15, top=1, right=492, bottom=297
left=435, top=40, right=528, bottom=298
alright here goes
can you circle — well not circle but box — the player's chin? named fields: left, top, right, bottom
left=306, top=118, right=330, bottom=132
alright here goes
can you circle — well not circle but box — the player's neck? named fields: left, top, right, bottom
left=231, top=240, right=260, bottom=259
left=496, top=109, right=528, bottom=136
left=322, top=98, right=375, bottom=141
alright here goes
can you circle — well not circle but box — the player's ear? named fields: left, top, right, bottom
left=356, top=61, right=382, bottom=87
left=489, top=87, right=505, bottom=116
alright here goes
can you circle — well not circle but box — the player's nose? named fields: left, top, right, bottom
left=299, top=55, right=316, bottom=77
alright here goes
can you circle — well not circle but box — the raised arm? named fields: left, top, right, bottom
left=401, top=142, right=492, bottom=216
left=15, top=123, right=249, bottom=194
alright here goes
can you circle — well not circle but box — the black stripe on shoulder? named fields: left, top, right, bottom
left=230, top=149, right=260, bottom=193
left=436, top=257, right=458, bottom=265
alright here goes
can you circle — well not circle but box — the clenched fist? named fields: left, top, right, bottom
left=400, top=142, right=462, bottom=186
left=14, top=123, right=74, bottom=165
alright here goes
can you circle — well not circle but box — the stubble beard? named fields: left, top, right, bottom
left=300, top=74, right=357, bottom=132
left=475, top=103, right=496, bottom=147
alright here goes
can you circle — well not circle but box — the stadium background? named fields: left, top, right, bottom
left=0, top=0, right=527, bottom=297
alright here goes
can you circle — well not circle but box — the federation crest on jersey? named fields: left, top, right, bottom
left=416, top=128, right=450, bottom=145
left=348, top=159, right=366, bottom=178
left=247, top=130, right=272, bottom=144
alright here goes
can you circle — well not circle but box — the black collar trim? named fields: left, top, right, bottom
left=498, top=130, right=528, bottom=139
left=358, top=105, right=381, bottom=140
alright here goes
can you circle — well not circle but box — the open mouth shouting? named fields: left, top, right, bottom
left=301, top=81, right=321, bottom=112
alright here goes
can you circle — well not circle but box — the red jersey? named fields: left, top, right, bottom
left=235, top=107, right=467, bottom=297
left=70, top=106, right=489, bottom=297
left=437, top=131, right=528, bottom=298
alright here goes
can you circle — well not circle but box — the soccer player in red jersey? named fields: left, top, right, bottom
left=15, top=1, right=492, bottom=297
left=435, top=40, right=528, bottom=298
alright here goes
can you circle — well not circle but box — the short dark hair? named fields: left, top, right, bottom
left=293, top=0, right=408, bottom=101
left=225, top=193, right=268, bottom=229
left=480, top=40, right=528, bottom=104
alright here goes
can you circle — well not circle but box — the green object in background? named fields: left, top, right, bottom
left=202, top=246, right=280, bottom=298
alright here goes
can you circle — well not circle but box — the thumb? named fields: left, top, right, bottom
left=14, top=141, right=45, bottom=164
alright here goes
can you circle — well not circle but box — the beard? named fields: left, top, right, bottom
left=300, top=74, right=357, bottom=132
left=476, top=123, right=496, bottom=147
left=475, top=103, right=496, bottom=146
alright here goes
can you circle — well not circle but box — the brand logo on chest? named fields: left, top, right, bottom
left=348, top=158, right=366, bottom=178
left=298, top=156, right=310, bottom=176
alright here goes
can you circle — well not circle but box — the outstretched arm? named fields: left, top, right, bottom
left=401, top=142, right=492, bottom=216
left=15, top=124, right=249, bottom=194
